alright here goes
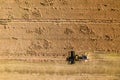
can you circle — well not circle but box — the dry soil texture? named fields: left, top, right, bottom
left=0, top=0, right=120, bottom=57
left=0, top=0, right=120, bottom=80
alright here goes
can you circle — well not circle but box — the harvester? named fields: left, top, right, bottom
left=66, top=50, right=87, bottom=64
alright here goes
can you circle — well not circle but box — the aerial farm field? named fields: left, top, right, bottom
left=0, top=0, right=120, bottom=80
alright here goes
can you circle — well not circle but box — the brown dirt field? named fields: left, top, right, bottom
left=0, top=0, right=120, bottom=80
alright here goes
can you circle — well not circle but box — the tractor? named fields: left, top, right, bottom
left=66, top=50, right=88, bottom=64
